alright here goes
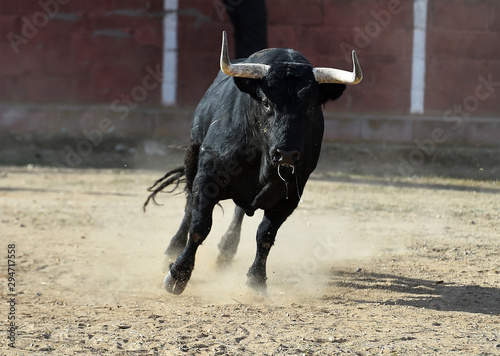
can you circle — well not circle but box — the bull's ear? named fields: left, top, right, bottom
left=318, top=83, right=346, bottom=105
left=233, top=77, right=261, bottom=100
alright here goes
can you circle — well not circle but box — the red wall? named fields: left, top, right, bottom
left=177, top=0, right=415, bottom=115
left=425, top=0, right=500, bottom=116
left=0, top=0, right=163, bottom=104
left=0, top=0, right=499, bottom=119
left=177, top=0, right=500, bottom=117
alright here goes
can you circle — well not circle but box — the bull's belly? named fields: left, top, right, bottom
left=223, top=180, right=290, bottom=216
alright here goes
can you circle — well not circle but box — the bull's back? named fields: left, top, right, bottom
left=190, top=72, right=242, bottom=145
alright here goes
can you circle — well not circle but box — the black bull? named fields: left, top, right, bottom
left=145, top=31, right=362, bottom=295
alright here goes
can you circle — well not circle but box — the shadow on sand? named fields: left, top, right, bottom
left=313, top=175, right=500, bottom=195
left=328, top=270, right=499, bottom=316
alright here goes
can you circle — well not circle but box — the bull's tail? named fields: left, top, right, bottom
left=143, top=167, right=186, bottom=212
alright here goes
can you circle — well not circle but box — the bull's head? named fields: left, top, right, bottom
left=220, top=31, right=362, bottom=168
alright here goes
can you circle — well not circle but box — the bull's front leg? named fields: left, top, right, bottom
left=164, top=184, right=216, bottom=295
left=165, top=142, right=200, bottom=261
left=164, top=194, right=192, bottom=261
left=246, top=216, right=278, bottom=293
left=247, top=200, right=298, bottom=293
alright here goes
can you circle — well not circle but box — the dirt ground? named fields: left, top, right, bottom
left=1, top=148, right=499, bottom=355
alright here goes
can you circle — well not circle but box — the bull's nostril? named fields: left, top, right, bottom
left=275, top=149, right=301, bottom=166
left=272, top=149, right=283, bottom=164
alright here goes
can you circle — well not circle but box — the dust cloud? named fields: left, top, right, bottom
left=160, top=198, right=402, bottom=305
left=13, top=167, right=405, bottom=308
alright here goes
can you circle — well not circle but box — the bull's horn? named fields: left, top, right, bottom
left=313, top=50, right=363, bottom=85
left=220, top=31, right=269, bottom=79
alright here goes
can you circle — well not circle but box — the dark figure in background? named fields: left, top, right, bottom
left=223, top=0, right=267, bottom=58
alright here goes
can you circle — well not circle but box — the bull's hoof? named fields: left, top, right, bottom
left=164, top=272, right=189, bottom=295
left=246, top=275, right=268, bottom=295
left=215, top=253, right=234, bottom=270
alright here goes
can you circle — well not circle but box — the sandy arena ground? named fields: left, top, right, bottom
left=0, top=154, right=499, bottom=355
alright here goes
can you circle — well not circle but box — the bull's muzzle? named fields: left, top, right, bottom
left=272, top=149, right=301, bottom=167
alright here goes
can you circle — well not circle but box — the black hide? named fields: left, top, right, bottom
left=146, top=47, right=347, bottom=295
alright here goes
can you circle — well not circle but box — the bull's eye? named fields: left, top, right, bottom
left=262, top=98, right=273, bottom=115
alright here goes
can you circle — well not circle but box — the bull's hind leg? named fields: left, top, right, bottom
left=216, top=206, right=245, bottom=268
